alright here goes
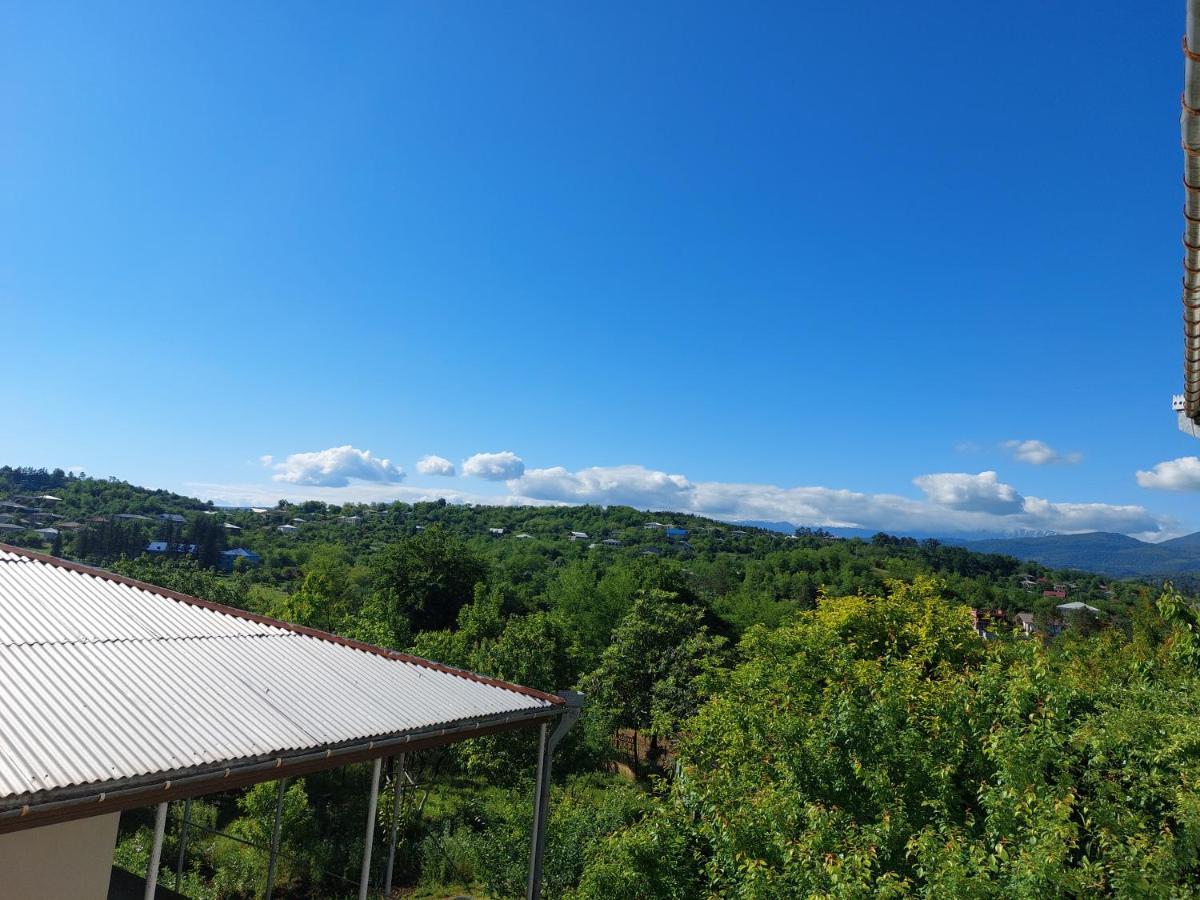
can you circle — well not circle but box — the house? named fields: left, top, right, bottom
left=219, top=547, right=263, bottom=572
left=641, top=547, right=662, bottom=557
left=515, top=533, right=533, bottom=540
left=1043, top=590, right=1067, bottom=599
left=569, top=531, right=589, bottom=541
left=114, top=513, right=152, bottom=522
left=146, top=541, right=197, bottom=555
left=223, top=522, right=242, bottom=531
left=1014, top=612, right=1037, bottom=635
left=277, top=524, right=299, bottom=534
left=970, top=608, right=1008, bottom=639
left=488, top=527, right=505, bottom=536
left=730, top=529, right=749, bottom=536
left=338, top=516, right=362, bottom=525
left=643, top=522, right=666, bottom=529
left=0, top=523, right=24, bottom=533
left=0, top=543, right=578, bottom=900
left=157, top=513, right=187, bottom=525
left=1056, top=601, right=1101, bottom=615
left=665, top=527, right=689, bottom=539
left=34, top=528, right=58, bottom=544
left=602, top=539, right=622, bottom=547
left=38, top=495, right=62, bottom=504
left=293, top=517, right=307, bottom=524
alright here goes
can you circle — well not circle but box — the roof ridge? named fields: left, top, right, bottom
left=0, top=544, right=562, bottom=706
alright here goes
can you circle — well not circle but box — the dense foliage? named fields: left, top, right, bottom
left=3, top=469, right=1198, bottom=897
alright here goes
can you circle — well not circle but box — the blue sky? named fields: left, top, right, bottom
left=3, top=1, right=1199, bottom=538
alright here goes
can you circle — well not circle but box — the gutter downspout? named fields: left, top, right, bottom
left=1183, top=0, right=1200, bottom=420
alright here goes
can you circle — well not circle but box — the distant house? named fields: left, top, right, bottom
left=219, top=548, right=263, bottom=572
left=1056, top=601, right=1101, bottom=615
left=114, top=513, right=152, bottom=522
left=569, top=531, right=589, bottom=541
left=641, top=547, right=662, bottom=557
left=39, top=495, right=62, bottom=504
left=223, top=522, right=242, bottom=531
left=730, top=529, right=748, bottom=536
left=1015, top=612, right=1037, bottom=635
left=293, top=517, right=307, bottom=524
left=56, top=521, right=83, bottom=531
left=970, top=608, right=1008, bottom=639
left=0, top=514, right=13, bottom=524
left=146, top=541, right=197, bottom=555
left=277, top=524, right=299, bottom=534
left=515, top=533, right=533, bottom=540
left=338, top=515, right=362, bottom=525
left=489, top=527, right=505, bottom=536
left=665, top=527, right=688, bottom=539
left=1043, top=590, right=1067, bottom=599
left=643, top=522, right=666, bottom=529
left=602, top=539, right=622, bottom=547
left=157, top=513, right=187, bottom=525
left=0, top=523, right=24, bottom=533
left=34, top=528, right=59, bottom=543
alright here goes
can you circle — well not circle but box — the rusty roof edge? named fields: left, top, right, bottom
left=0, top=543, right=565, bottom=707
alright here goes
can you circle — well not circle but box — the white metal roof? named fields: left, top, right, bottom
left=0, top=546, right=556, bottom=807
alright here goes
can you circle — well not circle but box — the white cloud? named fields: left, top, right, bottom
left=515, top=465, right=693, bottom=508
left=201, top=454, right=1176, bottom=540
left=1136, top=456, right=1200, bottom=491
left=912, top=471, right=1024, bottom=514
left=1002, top=439, right=1082, bottom=466
left=462, top=451, right=525, bottom=481
left=267, top=445, right=405, bottom=487
left=416, top=455, right=457, bottom=477
left=259, top=454, right=274, bottom=466
left=508, top=464, right=1174, bottom=538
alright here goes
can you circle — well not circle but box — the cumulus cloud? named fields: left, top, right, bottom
left=912, top=471, right=1024, bottom=514
left=514, top=465, right=694, bottom=508
left=416, top=455, right=457, bottom=477
left=462, top=451, right=525, bottom=481
left=506, top=464, right=1174, bottom=539
left=1002, top=439, right=1082, bottom=466
left=1136, top=456, right=1200, bottom=491
left=266, top=445, right=405, bottom=487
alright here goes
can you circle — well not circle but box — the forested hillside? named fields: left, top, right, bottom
left=3, top=467, right=1199, bottom=896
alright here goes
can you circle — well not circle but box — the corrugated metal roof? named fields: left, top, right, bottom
left=0, top=546, right=555, bottom=807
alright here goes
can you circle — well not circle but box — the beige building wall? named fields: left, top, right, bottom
left=0, top=813, right=120, bottom=899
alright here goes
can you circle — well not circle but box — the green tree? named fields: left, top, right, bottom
left=371, top=527, right=488, bottom=640
left=582, top=589, right=725, bottom=770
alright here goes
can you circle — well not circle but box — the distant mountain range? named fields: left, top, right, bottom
left=733, top=520, right=1200, bottom=578
left=954, top=532, right=1200, bottom=578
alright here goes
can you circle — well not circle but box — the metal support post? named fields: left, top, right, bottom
left=145, top=801, right=169, bottom=900
left=384, top=753, right=406, bottom=896
left=359, top=758, right=382, bottom=900
left=526, top=692, right=585, bottom=900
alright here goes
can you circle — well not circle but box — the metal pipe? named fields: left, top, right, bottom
left=265, top=778, right=288, bottom=900
left=145, top=802, right=168, bottom=900
left=526, top=692, right=585, bottom=900
left=174, top=797, right=192, bottom=894
left=526, top=724, right=550, bottom=900
left=384, top=753, right=406, bottom=896
left=359, top=758, right=382, bottom=900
